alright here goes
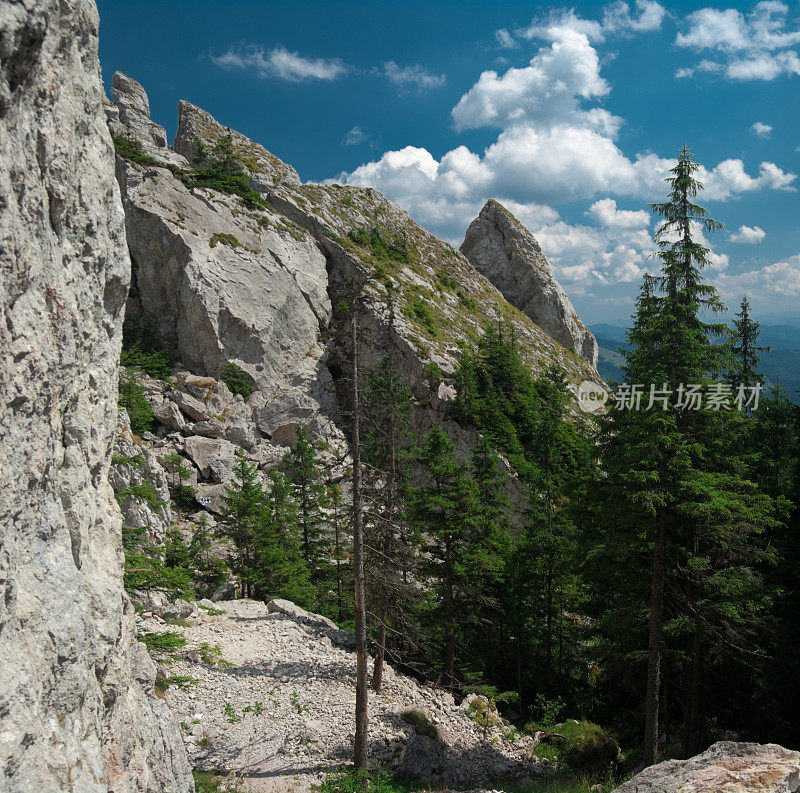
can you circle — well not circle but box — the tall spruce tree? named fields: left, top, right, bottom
left=283, top=425, right=329, bottom=597
left=407, top=423, right=478, bottom=690
left=731, top=296, right=769, bottom=388
left=595, top=146, right=778, bottom=763
left=254, top=469, right=313, bottom=606
left=219, top=450, right=265, bottom=598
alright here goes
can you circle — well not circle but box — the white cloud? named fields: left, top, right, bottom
left=382, top=61, right=446, bottom=90
left=495, top=28, right=519, bottom=49
left=333, top=12, right=794, bottom=288
left=751, top=121, right=773, bottom=137
left=343, top=126, right=367, bottom=146
left=602, top=1, right=667, bottom=35
left=730, top=224, right=766, bottom=242
left=211, top=45, right=348, bottom=81
left=519, top=1, right=665, bottom=43
left=586, top=197, right=650, bottom=228
left=676, top=2, right=800, bottom=81
left=451, top=26, right=615, bottom=133
left=716, top=253, right=800, bottom=299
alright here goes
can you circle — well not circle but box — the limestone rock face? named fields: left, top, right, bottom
left=613, top=742, right=800, bottom=793
left=0, top=3, right=191, bottom=791
left=460, top=200, right=598, bottom=366
left=109, top=90, right=344, bottom=450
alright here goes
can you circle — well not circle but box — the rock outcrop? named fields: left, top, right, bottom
left=0, top=4, right=191, bottom=791
left=613, top=741, right=800, bottom=793
left=460, top=200, right=598, bottom=366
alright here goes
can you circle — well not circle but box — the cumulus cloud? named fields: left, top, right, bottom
left=381, top=62, right=446, bottom=90
left=586, top=198, right=650, bottom=228
left=211, top=45, right=348, bottom=81
left=602, top=0, right=667, bottom=35
left=332, top=7, right=794, bottom=290
left=519, top=1, right=665, bottom=43
left=730, top=224, right=767, bottom=243
left=676, top=2, right=800, bottom=81
left=451, top=26, right=616, bottom=133
left=751, top=121, right=773, bottom=137
left=716, top=254, right=800, bottom=299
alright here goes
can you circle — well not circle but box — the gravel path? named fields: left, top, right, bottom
left=138, top=599, right=545, bottom=792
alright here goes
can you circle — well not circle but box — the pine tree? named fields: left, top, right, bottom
left=254, top=469, right=313, bottom=605
left=283, top=425, right=329, bottom=595
left=407, top=423, right=478, bottom=690
left=595, top=146, right=780, bottom=763
left=219, top=450, right=265, bottom=597
left=731, top=296, right=769, bottom=388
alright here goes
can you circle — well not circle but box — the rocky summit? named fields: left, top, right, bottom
left=460, top=200, right=598, bottom=367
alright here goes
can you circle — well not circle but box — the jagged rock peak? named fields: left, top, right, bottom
left=174, top=98, right=302, bottom=188
left=460, top=199, right=598, bottom=367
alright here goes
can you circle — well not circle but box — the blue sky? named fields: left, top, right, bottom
left=98, top=0, right=800, bottom=324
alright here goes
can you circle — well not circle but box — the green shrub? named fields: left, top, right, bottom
left=111, top=452, right=146, bottom=469
left=314, top=767, right=413, bottom=793
left=120, top=342, right=174, bottom=381
left=140, top=631, right=187, bottom=654
left=155, top=674, right=197, bottom=693
left=209, top=232, right=240, bottom=249
left=115, top=480, right=166, bottom=511
left=348, top=226, right=413, bottom=271
left=119, top=369, right=155, bottom=435
left=186, top=135, right=267, bottom=210
left=402, top=294, right=438, bottom=337
left=400, top=708, right=439, bottom=740
left=437, top=271, right=459, bottom=291
left=560, top=722, right=621, bottom=776
left=198, top=642, right=234, bottom=668
left=220, top=362, right=256, bottom=398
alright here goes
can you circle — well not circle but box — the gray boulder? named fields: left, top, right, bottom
left=461, top=200, right=598, bottom=366
left=613, top=742, right=800, bottom=793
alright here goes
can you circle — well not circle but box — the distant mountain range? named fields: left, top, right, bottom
left=591, top=321, right=800, bottom=401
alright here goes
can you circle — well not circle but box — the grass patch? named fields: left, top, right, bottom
left=401, top=293, right=439, bottom=337
left=400, top=708, right=438, bottom=740
left=210, top=232, right=240, bottom=249
left=140, top=631, right=187, bottom=654
left=155, top=674, right=197, bottom=693
left=314, top=768, right=416, bottom=793
left=347, top=226, right=414, bottom=275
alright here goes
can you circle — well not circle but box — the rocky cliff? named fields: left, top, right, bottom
left=107, top=74, right=600, bottom=466
left=461, top=200, right=598, bottom=366
left=0, top=3, right=191, bottom=791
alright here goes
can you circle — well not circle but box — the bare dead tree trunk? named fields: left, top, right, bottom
left=644, top=512, right=667, bottom=767
left=351, top=307, right=369, bottom=774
